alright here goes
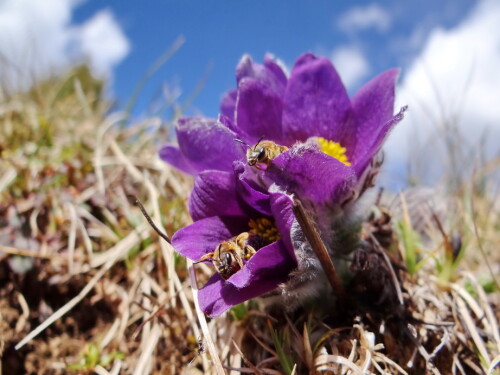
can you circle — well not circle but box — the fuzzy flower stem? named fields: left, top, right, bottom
left=292, top=199, right=346, bottom=302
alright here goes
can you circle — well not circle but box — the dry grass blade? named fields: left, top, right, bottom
left=369, top=232, right=404, bottom=305
left=0, top=245, right=52, bottom=259
left=470, top=194, right=500, bottom=290
left=232, top=339, right=264, bottom=375
left=248, top=329, right=278, bottom=357
left=95, top=365, right=111, bottom=375
left=188, top=261, right=225, bottom=375
left=15, top=261, right=110, bottom=350
left=372, top=352, right=409, bottom=375
left=125, top=36, right=185, bottom=115
left=0, top=165, right=16, bottom=192
left=463, top=272, right=500, bottom=352
left=302, top=323, right=314, bottom=372
left=488, top=354, right=500, bottom=375
left=15, top=292, right=29, bottom=333
left=66, top=202, right=78, bottom=273
left=133, top=323, right=161, bottom=375
left=90, top=224, right=149, bottom=267
left=455, top=295, right=491, bottom=366
left=315, top=352, right=364, bottom=375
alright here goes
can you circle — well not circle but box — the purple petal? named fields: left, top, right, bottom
left=269, top=191, right=296, bottom=258
left=263, top=53, right=288, bottom=87
left=228, top=240, right=295, bottom=288
left=236, top=54, right=261, bottom=83
left=196, top=274, right=227, bottom=317
left=268, top=146, right=356, bottom=207
left=235, top=77, right=285, bottom=144
left=197, top=240, right=294, bottom=317
left=235, top=55, right=286, bottom=93
left=351, top=69, right=399, bottom=163
left=158, top=145, right=197, bottom=175
left=172, top=216, right=249, bottom=261
left=353, top=106, right=408, bottom=177
left=189, top=170, right=247, bottom=221
left=220, top=90, right=237, bottom=122
left=282, top=54, right=354, bottom=145
left=218, top=113, right=239, bottom=134
left=198, top=273, right=287, bottom=317
left=175, top=117, right=245, bottom=173
left=234, top=162, right=272, bottom=216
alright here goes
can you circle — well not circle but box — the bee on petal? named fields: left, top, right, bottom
left=196, top=232, right=263, bottom=280
left=236, top=137, right=289, bottom=170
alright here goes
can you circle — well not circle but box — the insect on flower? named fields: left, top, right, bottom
left=196, top=232, right=265, bottom=280
left=235, top=137, right=289, bottom=170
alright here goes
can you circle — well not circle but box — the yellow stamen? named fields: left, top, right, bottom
left=248, top=218, right=281, bottom=242
left=316, top=137, right=351, bottom=166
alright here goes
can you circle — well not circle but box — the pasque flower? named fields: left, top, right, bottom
left=172, top=167, right=296, bottom=317
left=160, top=52, right=406, bottom=315
left=160, top=53, right=404, bottom=185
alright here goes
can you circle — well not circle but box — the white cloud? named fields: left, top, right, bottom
left=71, top=10, right=130, bottom=77
left=384, top=0, right=500, bottom=185
left=337, top=4, right=391, bottom=34
left=330, top=46, right=370, bottom=90
left=0, top=0, right=129, bottom=91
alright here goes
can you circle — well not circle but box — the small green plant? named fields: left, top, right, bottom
left=229, top=302, right=248, bottom=321
left=68, top=343, right=125, bottom=371
left=435, top=235, right=466, bottom=284
left=268, top=321, right=295, bottom=375
left=396, top=219, right=424, bottom=276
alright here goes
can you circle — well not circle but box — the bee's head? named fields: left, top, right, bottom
left=247, top=146, right=266, bottom=166
left=214, top=251, right=234, bottom=272
left=235, top=136, right=267, bottom=166
left=213, top=242, right=242, bottom=279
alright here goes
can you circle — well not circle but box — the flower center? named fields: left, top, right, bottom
left=248, top=218, right=280, bottom=242
left=316, top=137, right=351, bottom=166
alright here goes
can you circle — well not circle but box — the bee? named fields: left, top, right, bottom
left=196, top=232, right=265, bottom=280
left=235, top=137, right=289, bottom=170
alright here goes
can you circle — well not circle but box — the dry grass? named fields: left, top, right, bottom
left=0, top=66, right=499, bottom=375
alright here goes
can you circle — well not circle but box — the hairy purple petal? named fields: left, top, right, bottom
left=353, top=106, right=408, bottom=177
left=269, top=191, right=295, bottom=258
left=228, top=240, right=295, bottom=288
left=282, top=54, right=353, bottom=145
left=269, top=146, right=356, bottom=206
left=172, top=216, right=249, bottom=261
left=218, top=113, right=239, bottom=134
left=236, top=54, right=286, bottom=94
left=175, top=117, right=244, bottom=173
left=263, top=53, right=287, bottom=87
left=189, top=170, right=246, bottom=221
left=220, top=90, right=237, bottom=122
left=158, top=145, right=197, bottom=175
left=235, top=77, right=285, bottom=144
left=234, top=162, right=273, bottom=216
left=351, top=69, right=400, bottom=163
left=198, top=274, right=288, bottom=317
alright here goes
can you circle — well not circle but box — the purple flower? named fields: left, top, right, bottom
left=159, top=52, right=407, bottom=315
left=172, top=168, right=296, bottom=317
left=160, top=53, right=404, bottom=185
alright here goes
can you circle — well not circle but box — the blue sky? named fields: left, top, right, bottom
left=72, top=0, right=474, bottom=118
left=1, top=0, right=499, bottom=186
